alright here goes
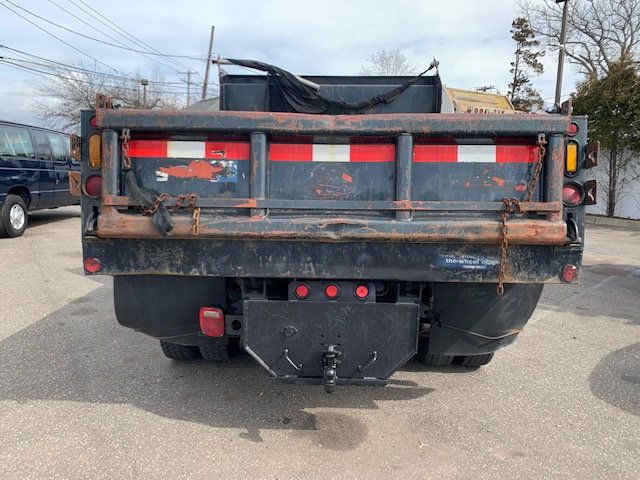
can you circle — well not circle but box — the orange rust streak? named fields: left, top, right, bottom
left=492, top=176, right=506, bottom=187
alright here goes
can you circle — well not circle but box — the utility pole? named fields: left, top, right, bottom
left=140, top=78, right=148, bottom=108
left=202, top=26, right=215, bottom=101
left=181, top=70, right=195, bottom=106
left=554, top=0, right=570, bottom=111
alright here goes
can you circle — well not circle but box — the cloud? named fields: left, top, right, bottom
left=0, top=0, right=579, bottom=125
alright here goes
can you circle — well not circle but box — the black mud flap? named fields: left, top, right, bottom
left=243, top=300, right=419, bottom=392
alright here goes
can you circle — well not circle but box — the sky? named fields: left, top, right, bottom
left=0, top=0, right=580, bottom=127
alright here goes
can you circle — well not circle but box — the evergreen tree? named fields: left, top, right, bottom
left=508, top=17, right=545, bottom=112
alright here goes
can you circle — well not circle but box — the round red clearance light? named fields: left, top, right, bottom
left=324, top=284, right=340, bottom=299
left=294, top=283, right=310, bottom=299
left=84, top=256, right=102, bottom=273
left=84, top=175, right=102, bottom=197
left=562, top=183, right=583, bottom=206
left=354, top=284, right=369, bottom=300
left=568, top=122, right=579, bottom=136
left=561, top=264, right=578, bottom=283
left=89, top=115, right=97, bottom=128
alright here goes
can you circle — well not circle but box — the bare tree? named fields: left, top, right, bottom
left=358, top=49, right=416, bottom=76
left=519, top=0, right=640, bottom=78
left=33, top=63, right=184, bottom=131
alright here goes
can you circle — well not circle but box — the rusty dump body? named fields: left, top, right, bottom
left=80, top=73, right=588, bottom=389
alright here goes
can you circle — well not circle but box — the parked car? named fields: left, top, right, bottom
left=0, top=120, right=79, bottom=237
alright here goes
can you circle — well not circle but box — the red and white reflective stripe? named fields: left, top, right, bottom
left=128, top=140, right=249, bottom=160
left=128, top=140, right=537, bottom=164
left=269, top=143, right=395, bottom=162
left=413, top=144, right=538, bottom=163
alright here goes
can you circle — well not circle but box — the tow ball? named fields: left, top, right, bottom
left=322, top=345, right=341, bottom=393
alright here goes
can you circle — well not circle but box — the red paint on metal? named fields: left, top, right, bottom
left=269, top=143, right=313, bottom=161
left=413, top=145, right=457, bottom=162
left=128, top=140, right=167, bottom=158
left=160, top=160, right=223, bottom=180
left=205, top=141, right=249, bottom=160
left=341, top=173, right=353, bottom=183
left=496, top=145, right=538, bottom=163
left=349, top=144, right=395, bottom=162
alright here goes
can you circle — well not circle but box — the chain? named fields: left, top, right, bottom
left=171, top=194, right=198, bottom=212
left=120, top=128, right=132, bottom=170
left=496, top=134, right=547, bottom=296
left=524, top=134, right=547, bottom=202
left=191, top=207, right=201, bottom=235
left=141, top=193, right=169, bottom=215
left=497, top=198, right=522, bottom=295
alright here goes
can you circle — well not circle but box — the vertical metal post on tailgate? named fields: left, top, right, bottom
left=102, top=129, right=119, bottom=197
left=396, top=133, right=413, bottom=221
left=250, top=132, right=267, bottom=217
left=546, top=134, right=564, bottom=222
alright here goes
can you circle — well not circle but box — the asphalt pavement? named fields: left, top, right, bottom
left=0, top=206, right=638, bottom=479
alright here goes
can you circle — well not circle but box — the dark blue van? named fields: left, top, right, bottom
left=0, top=120, right=80, bottom=237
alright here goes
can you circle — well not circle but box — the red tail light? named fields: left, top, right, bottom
left=199, top=307, right=225, bottom=337
left=324, top=284, right=340, bottom=299
left=562, top=183, right=583, bottom=206
left=84, top=175, right=102, bottom=197
left=84, top=256, right=102, bottom=273
left=561, top=264, right=578, bottom=283
left=568, top=122, right=579, bottom=136
left=354, top=284, right=369, bottom=300
left=294, top=283, right=310, bottom=299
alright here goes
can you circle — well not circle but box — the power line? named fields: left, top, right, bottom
left=0, top=0, right=118, bottom=72
left=0, top=55, right=206, bottom=89
left=2, top=0, right=206, bottom=60
left=69, top=0, right=193, bottom=71
left=0, top=59, right=187, bottom=96
left=0, top=45, right=216, bottom=88
left=48, top=0, right=184, bottom=74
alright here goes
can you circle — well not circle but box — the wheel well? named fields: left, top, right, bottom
left=7, top=186, right=31, bottom=207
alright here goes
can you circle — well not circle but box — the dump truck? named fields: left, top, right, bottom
left=79, top=60, right=597, bottom=392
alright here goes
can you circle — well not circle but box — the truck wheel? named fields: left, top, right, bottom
left=452, top=353, right=494, bottom=368
left=199, top=344, right=231, bottom=362
left=160, top=341, right=201, bottom=361
left=419, top=354, right=453, bottom=367
left=0, top=195, right=28, bottom=238
left=416, top=337, right=453, bottom=366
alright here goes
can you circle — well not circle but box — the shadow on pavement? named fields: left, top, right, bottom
left=0, top=283, right=433, bottom=447
left=539, top=263, right=640, bottom=324
left=28, top=207, right=81, bottom=228
left=589, top=342, right=640, bottom=417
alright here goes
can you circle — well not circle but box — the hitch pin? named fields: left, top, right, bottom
left=284, top=349, right=303, bottom=371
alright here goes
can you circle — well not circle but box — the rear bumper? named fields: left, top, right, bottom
left=96, top=207, right=567, bottom=245
left=84, top=236, right=582, bottom=284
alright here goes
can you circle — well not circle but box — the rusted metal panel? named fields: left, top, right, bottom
left=102, top=194, right=561, bottom=213
left=546, top=134, right=564, bottom=222
left=96, top=206, right=566, bottom=245
left=101, top=129, right=119, bottom=197
left=96, top=110, right=570, bottom=137
left=395, top=133, right=412, bottom=221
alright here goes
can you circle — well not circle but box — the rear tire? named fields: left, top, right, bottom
left=200, top=344, right=231, bottom=362
left=452, top=353, right=494, bottom=368
left=416, top=337, right=453, bottom=366
left=160, top=341, right=201, bottom=361
left=0, top=194, right=28, bottom=238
